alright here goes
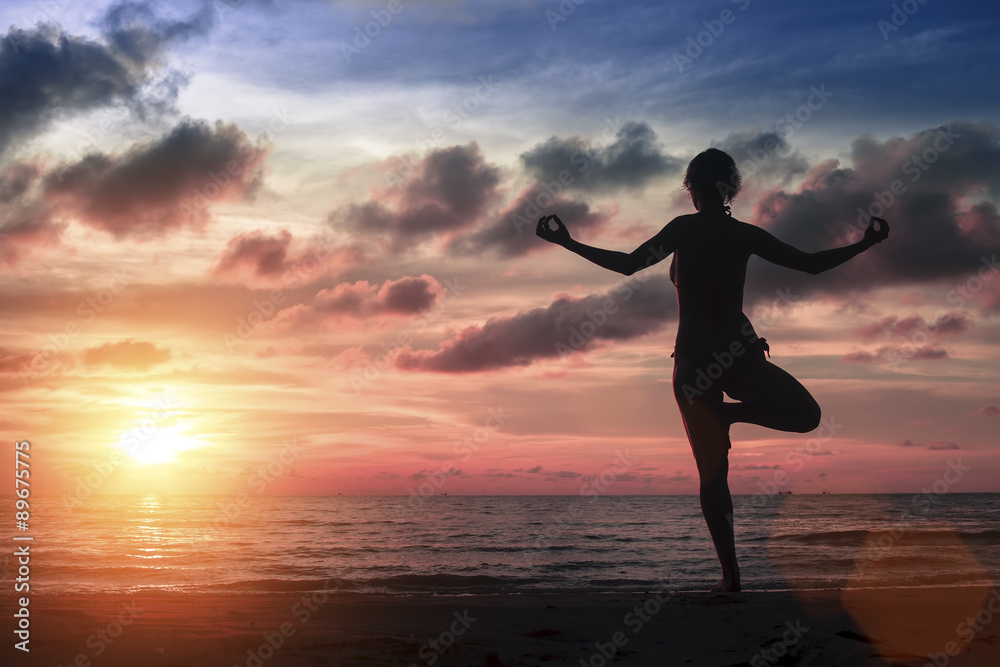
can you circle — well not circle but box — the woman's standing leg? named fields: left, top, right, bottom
left=673, top=353, right=740, bottom=592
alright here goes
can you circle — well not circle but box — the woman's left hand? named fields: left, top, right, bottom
left=864, top=216, right=890, bottom=245
left=536, top=215, right=572, bottom=246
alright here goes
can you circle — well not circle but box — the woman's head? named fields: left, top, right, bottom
left=683, top=148, right=741, bottom=210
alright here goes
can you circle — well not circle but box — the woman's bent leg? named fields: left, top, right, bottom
left=720, top=354, right=821, bottom=434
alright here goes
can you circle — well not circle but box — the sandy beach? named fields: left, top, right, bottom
left=4, top=586, right=999, bottom=666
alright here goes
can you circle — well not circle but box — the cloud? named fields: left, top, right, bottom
left=742, top=122, right=1000, bottom=311
left=450, top=184, right=611, bottom=258
left=273, top=275, right=441, bottom=330
left=520, top=121, right=681, bottom=192
left=928, top=441, right=961, bottom=450
left=395, top=274, right=676, bottom=372
left=732, top=464, right=781, bottom=470
left=0, top=3, right=213, bottom=158
left=331, top=142, right=501, bottom=251
left=82, top=339, right=170, bottom=369
left=662, top=470, right=693, bottom=484
left=99, top=0, right=215, bottom=69
left=45, top=119, right=269, bottom=239
left=839, top=344, right=950, bottom=364
left=898, top=439, right=960, bottom=450
left=212, top=229, right=366, bottom=287
left=711, top=128, right=810, bottom=187
left=853, top=312, right=971, bottom=340
left=972, top=404, right=1000, bottom=417
left=544, top=470, right=582, bottom=480
left=0, top=201, right=64, bottom=267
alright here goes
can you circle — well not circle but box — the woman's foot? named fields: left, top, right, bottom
left=710, top=576, right=741, bottom=592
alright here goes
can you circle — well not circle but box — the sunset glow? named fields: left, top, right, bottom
left=0, top=0, right=997, bottom=499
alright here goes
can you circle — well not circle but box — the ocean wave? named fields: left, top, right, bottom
left=750, top=529, right=1000, bottom=546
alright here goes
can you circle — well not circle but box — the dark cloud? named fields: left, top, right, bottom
left=972, top=405, right=1000, bottom=417
left=853, top=312, right=970, bottom=340
left=0, top=161, right=41, bottom=203
left=662, top=470, right=693, bottom=484
left=840, top=344, right=950, bottom=364
left=0, top=3, right=213, bottom=158
left=82, top=339, right=170, bottom=369
left=520, top=121, right=681, bottom=193
left=711, top=128, right=810, bottom=187
left=0, top=25, right=141, bottom=157
left=216, top=229, right=294, bottom=278
left=899, top=439, right=960, bottom=450
left=45, top=119, right=269, bottom=239
left=742, top=122, right=1000, bottom=311
left=395, top=274, right=676, bottom=373
left=544, top=470, right=582, bottom=480
left=451, top=184, right=609, bottom=258
left=212, top=229, right=365, bottom=287
left=273, top=275, right=441, bottom=329
left=0, top=200, right=63, bottom=267
left=331, top=142, right=501, bottom=251
left=100, top=1, right=215, bottom=69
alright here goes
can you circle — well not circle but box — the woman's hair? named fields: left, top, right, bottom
left=682, top=148, right=742, bottom=206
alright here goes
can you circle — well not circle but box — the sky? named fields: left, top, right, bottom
left=1, top=0, right=999, bottom=498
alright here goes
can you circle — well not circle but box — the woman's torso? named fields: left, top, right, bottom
left=670, top=211, right=758, bottom=353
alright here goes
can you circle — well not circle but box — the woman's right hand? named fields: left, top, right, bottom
left=536, top=214, right=572, bottom=246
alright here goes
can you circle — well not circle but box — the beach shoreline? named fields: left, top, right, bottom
left=4, top=586, right=999, bottom=666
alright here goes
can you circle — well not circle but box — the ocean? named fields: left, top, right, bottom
left=7, top=494, right=999, bottom=595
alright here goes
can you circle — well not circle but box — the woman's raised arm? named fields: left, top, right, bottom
left=751, top=216, right=889, bottom=275
left=536, top=214, right=681, bottom=276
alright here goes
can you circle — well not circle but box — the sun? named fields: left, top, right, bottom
left=117, top=424, right=204, bottom=466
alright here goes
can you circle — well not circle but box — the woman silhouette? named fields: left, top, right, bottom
left=537, top=148, right=889, bottom=591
